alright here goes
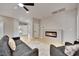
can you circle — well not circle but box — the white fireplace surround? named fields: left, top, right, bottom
left=40, top=29, right=63, bottom=42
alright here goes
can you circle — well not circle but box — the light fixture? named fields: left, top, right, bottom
left=18, top=3, right=29, bottom=13
left=18, top=3, right=24, bottom=7
left=26, top=11, right=29, bottom=13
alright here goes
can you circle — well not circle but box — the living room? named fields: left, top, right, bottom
left=0, top=3, right=79, bottom=56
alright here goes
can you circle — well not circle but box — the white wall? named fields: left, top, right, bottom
left=0, top=16, right=4, bottom=39
left=28, top=18, right=33, bottom=39
left=19, top=25, right=28, bottom=35
left=19, top=18, right=33, bottom=39
left=40, top=9, right=77, bottom=43
left=0, top=22, right=3, bottom=38
left=0, top=15, right=34, bottom=40
left=77, top=5, right=79, bottom=40
left=3, top=16, right=17, bottom=37
left=0, top=16, right=19, bottom=38
left=33, top=18, right=40, bottom=38
left=13, top=19, right=19, bottom=37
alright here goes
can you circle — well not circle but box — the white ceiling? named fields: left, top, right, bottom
left=0, top=3, right=77, bottom=20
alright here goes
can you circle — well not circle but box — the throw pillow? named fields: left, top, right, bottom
left=8, top=38, right=16, bottom=51
left=64, top=44, right=79, bottom=56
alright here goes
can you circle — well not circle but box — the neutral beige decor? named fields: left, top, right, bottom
left=8, top=38, right=16, bottom=51
left=64, top=44, right=79, bottom=56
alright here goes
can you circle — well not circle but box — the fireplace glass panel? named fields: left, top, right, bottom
left=45, top=31, right=57, bottom=37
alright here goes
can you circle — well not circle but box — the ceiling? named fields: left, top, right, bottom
left=0, top=3, right=77, bottom=20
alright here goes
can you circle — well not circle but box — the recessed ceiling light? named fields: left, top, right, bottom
left=18, top=3, right=24, bottom=7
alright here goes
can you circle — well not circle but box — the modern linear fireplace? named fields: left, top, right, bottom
left=45, top=31, right=57, bottom=38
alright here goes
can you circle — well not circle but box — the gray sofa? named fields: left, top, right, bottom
left=50, top=44, right=79, bottom=56
left=0, top=35, right=11, bottom=56
left=12, top=37, right=38, bottom=56
left=0, top=35, right=38, bottom=56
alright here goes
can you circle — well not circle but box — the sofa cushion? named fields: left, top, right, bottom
left=57, top=46, right=65, bottom=54
left=50, top=45, right=67, bottom=56
left=13, top=40, right=32, bottom=56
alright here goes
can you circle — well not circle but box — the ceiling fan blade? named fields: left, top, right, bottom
left=23, top=3, right=34, bottom=6
left=23, top=6, right=29, bottom=11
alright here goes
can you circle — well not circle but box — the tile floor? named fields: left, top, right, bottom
left=20, top=36, right=64, bottom=56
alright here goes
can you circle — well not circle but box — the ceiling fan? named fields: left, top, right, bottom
left=18, top=3, right=34, bottom=12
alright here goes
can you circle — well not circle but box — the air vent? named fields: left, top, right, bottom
left=52, top=8, right=66, bottom=14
